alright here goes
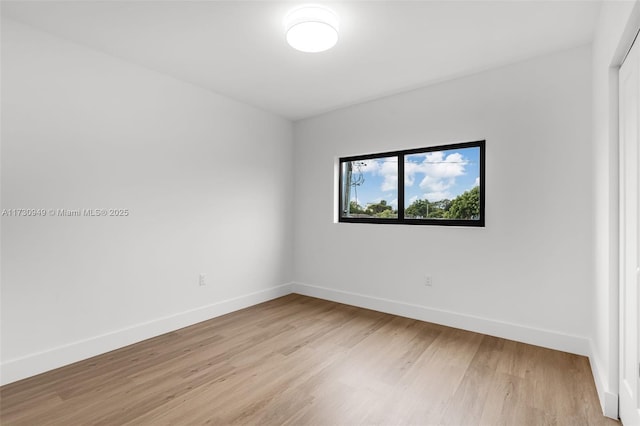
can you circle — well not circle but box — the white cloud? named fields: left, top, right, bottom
left=474, top=177, right=480, bottom=187
left=419, top=175, right=455, bottom=192
left=405, top=151, right=470, bottom=201
left=381, top=176, right=397, bottom=191
left=379, top=159, right=397, bottom=192
left=404, top=161, right=420, bottom=187
left=423, top=191, right=453, bottom=201
left=408, top=195, right=419, bottom=204
left=358, top=159, right=381, bottom=175
left=423, top=152, right=468, bottom=179
left=355, top=158, right=397, bottom=193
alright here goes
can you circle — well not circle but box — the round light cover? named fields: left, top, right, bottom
left=285, top=5, right=339, bottom=53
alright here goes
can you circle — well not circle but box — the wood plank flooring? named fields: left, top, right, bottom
left=0, top=294, right=619, bottom=425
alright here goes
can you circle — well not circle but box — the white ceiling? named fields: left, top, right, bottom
left=1, top=1, right=601, bottom=120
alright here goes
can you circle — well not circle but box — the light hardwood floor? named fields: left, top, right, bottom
left=0, top=294, right=619, bottom=425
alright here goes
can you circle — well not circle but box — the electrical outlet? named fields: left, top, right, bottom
left=199, top=273, right=206, bottom=286
left=425, top=276, right=433, bottom=287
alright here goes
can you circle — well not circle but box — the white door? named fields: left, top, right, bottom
left=620, top=33, right=640, bottom=426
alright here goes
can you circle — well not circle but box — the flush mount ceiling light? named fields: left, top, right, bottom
left=284, top=5, right=339, bottom=53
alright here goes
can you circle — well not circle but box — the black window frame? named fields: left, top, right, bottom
left=338, top=140, right=485, bottom=227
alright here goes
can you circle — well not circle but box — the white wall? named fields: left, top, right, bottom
left=591, top=0, right=640, bottom=418
left=0, top=19, right=293, bottom=384
left=293, top=46, right=593, bottom=354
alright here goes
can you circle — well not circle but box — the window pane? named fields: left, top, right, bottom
left=404, top=146, right=481, bottom=220
left=341, top=157, right=398, bottom=219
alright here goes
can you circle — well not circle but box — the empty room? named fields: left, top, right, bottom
left=1, top=0, right=640, bottom=424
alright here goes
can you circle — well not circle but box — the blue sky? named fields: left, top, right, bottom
left=347, top=147, right=480, bottom=209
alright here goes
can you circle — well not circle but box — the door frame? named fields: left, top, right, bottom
left=589, top=1, right=640, bottom=420
left=617, top=3, right=640, bottom=421
left=619, top=24, right=640, bottom=424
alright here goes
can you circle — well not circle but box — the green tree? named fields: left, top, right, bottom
left=427, top=199, right=451, bottom=218
left=432, top=199, right=452, bottom=212
left=405, top=198, right=452, bottom=218
left=375, top=209, right=398, bottom=218
left=365, top=200, right=392, bottom=216
left=446, top=186, right=480, bottom=219
left=348, top=201, right=365, bottom=214
left=405, top=199, right=430, bottom=218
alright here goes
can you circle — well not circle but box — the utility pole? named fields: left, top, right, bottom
left=344, top=162, right=352, bottom=215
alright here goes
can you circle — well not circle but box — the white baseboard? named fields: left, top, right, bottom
left=588, top=340, right=619, bottom=420
left=292, top=282, right=591, bottom=356
left=0, top=283, right=293, bottom=386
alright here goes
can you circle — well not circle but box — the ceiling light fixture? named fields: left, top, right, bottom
left=284, top=5, right=339, bottom=53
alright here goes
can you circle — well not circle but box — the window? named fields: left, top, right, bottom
left=339, top=140, right=485, bottom=226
